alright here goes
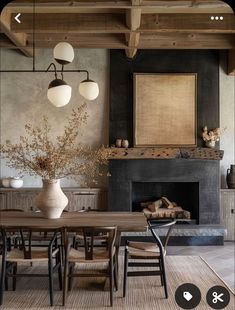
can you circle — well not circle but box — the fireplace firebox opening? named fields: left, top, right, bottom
left=132, top=182, right=199, bottom=224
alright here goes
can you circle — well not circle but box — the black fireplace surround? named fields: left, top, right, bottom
left=108, top=159, right=220, bottom=225
left=108, top=50, right=221, bottom=230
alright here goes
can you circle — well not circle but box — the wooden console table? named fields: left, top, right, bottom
left=0, top=187, right=107, bottom=212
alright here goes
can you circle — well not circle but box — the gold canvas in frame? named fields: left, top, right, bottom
left=134, top=73, right=197, bottom=147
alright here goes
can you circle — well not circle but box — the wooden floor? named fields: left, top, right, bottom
left=167, top=241, right=235, bottom=291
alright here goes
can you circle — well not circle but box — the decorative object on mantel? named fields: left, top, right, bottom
left=201, top=126, right=225, bottom=148
left=46, top=42, right=99, bottom=107
left=108, top=147, right=224, bottom=160
left=226, top=164, right=235, bottom=189
left=115, top=139, right=122, bottom=148
left=0, top=103, right=109, bottom=219
left=121, top=139, right=129, bottom=148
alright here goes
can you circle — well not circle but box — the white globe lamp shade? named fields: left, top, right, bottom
left=47, top=79, right=72, bottom=107
left=79, top=80, right=99, bottom=101
left=53, top=42, right=74, bottom=65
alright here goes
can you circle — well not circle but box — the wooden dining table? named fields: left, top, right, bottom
left=0, top=211, right=147, bottom=233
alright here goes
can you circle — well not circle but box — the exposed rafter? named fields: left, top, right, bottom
left=0, top=8, right=33, bottom=57
left=0, top=0, right=234, bottom=60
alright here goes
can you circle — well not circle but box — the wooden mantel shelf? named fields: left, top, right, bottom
left=108, top=147, right=224, bottom=160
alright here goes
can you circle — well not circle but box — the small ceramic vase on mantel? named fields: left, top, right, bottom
left=34, top=179, right=68, bottom=219
left=205, top=140, right=216, bottom=148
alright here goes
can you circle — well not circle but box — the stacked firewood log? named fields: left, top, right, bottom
left=141, top=197, right=191, bottom=219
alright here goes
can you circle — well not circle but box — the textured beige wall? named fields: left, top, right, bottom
left=0, top=49, right=109, bottom=187
left=1, top=49, right=234, bottom=189
left=219, top=52, right=235, bottom=188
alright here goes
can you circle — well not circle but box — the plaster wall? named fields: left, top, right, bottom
left=219, top=52, right=235, bottom=188
left=0, top=49, right=234, bottom=188
left=0, top=48, right=109, bottom=187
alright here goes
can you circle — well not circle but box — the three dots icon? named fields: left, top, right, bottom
left=210, top=16, right=224, bottom=20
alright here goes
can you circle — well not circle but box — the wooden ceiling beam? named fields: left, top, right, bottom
left=11, top=13, right=128, bottom=33
left=6, top=0, right=233, bottom=14
left=141, top=13, right=235, bottom=34
left=10, top=13, right=235, bottom=34
left=0, top=9, right=33, bottom=57
left=26, top=33, right=127, bottom=48
left=139, top=33, right=235, bottom=49
left=125, top=0, right=141, bottom=58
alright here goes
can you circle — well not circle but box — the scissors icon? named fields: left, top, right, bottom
left=212, top=292, right=224, bottom=304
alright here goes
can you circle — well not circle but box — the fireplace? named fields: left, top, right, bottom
left=108, top=159, right=220, bottom=225
left=132, top=181, right=199, bottom=222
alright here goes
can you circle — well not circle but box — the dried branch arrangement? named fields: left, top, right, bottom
left=0, top=103, right=109, bottom=185
left=201, top=126, right=225, bottom=143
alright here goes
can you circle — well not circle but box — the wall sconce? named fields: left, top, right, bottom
left=46, top=42, right=99, bottom=107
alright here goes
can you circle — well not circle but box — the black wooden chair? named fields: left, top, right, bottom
left=0, top=227, right=63, bottom=306
left=123, top=219, right=176, bottom=299
left=63, top=226, right=117, bottom=307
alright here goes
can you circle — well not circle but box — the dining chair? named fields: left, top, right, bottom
left=63, top=226, right=117, bottom=307
left=123, top=219, right=176, bottom=299
left=0, top=227, right=63, bottom=306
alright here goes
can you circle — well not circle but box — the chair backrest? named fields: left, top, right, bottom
left=69, top=226, right=117, bottom=260
left=147, top=219, right=176, bottom=253
left=1, top=227, right=61, bottom=259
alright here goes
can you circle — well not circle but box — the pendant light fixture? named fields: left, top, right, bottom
left=46, top=42, right=99, bottom=107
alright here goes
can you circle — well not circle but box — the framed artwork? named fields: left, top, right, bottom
left=133, top=73, right=197, bottom=147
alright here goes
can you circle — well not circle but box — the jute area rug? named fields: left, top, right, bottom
left=1, top=256, right=234, bottom=310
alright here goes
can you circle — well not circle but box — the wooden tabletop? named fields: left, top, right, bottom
left=0, top=211, right=147, bottom=233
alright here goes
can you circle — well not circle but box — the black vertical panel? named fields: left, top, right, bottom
left=109, top=50, right=219, bottom=147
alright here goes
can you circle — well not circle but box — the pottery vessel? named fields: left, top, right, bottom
left=2, top=178, right=11, bottom=188
left=121, top=139, right=129, bottom=148
left=34, top=179, right=68, bottom=219
left=205, top=140, right=216, bottom=148
left=226, top=165, right=235, bottom=189
left=9, top=177, right=23, bottom=188
left=115, top=139, right=122, bottom=148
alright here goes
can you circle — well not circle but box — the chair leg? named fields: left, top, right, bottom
left=63, top=254, right=69, bottom=306
left=48, top=257, right=54, bottom=306
left=109, top=260, right=114, bottom=307
left=68, top=263, right=75, bottom=291
left=12, top=263, right=17, bottom=291
left=159, top=259, right=164, bottom=286
left=56, top=250, right=62, bottom=291
left=0, top=252, right=6, bottom=305
left=123, top=247, right=128, bottom=298
left=160, top=257, right=168, bottom=299
left=114, top=256, right=118, bottom=291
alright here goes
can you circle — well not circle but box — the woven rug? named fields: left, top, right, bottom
left=2, top=256, right=234, bottom=310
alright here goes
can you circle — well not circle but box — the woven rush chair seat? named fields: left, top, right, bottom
left=68, top=247, right=115, bottom=263
left=127, top=241, right=166, bottom=258
left=6, top=247, right=59, bottom=262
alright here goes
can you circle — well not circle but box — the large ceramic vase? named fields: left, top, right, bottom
left=35, top=179, right=68, bottom=219
left=226, top=165, right=235, bottom=189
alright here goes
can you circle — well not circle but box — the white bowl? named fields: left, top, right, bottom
left=9, top=178, right=23, bottom=188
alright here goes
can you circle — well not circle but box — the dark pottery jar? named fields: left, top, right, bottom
left=226, top=165, right=235, bottom=189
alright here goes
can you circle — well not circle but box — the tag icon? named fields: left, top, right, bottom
left=183, top=291, right=193, bottom=302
